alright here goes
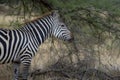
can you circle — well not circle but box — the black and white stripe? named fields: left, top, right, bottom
left=0, top=10, right=73, bottom=80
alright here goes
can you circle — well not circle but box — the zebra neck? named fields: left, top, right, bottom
left=22, top=19, right=52, bottom=46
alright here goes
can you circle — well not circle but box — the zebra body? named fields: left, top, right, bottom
left=0, top=29, right=27, bottom=63
left=0, top=10, right=73, bottom=80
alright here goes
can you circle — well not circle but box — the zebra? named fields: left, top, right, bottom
left=0, top=10, right=74, bottom=80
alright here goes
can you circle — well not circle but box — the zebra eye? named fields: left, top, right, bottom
left=61, top=24, right=64, bottom=27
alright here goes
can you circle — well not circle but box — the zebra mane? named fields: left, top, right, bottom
left=24, top=11, right=54, bottom=24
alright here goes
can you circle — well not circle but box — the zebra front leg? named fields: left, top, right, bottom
left=19, top=58, right=32, bottom=80
left=13, top=62, right=20, bottom=80
left=19, top=63, right=30, bottom=80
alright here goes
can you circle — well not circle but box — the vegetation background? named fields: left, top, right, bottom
left=0, top=0, right=120, bottom=80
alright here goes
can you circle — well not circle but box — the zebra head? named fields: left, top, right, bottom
left=51, top=10, right=74, bottom=42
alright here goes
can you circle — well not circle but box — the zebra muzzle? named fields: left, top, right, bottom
left=68, top=37, right=74, bottom=42
left=68, top=33, right=74, bottom=42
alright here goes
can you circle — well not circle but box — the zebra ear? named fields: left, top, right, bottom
left=52, top=10, right=60, bottom=18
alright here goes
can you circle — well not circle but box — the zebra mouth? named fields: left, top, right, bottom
left=67, top=33, right=74, bottom=42
left=68, top=37, right=74, bottom=42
